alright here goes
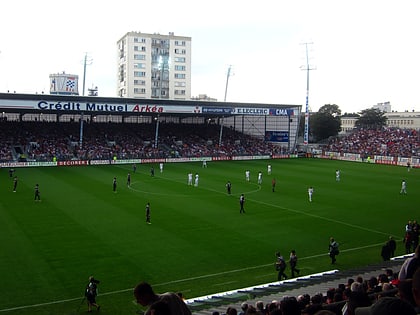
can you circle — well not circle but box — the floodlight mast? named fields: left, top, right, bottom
left=79, top=53, right=93, bottom=150
left=219, top=65, right=233, bottom=147
left=301, top=43, right=316, bottom=150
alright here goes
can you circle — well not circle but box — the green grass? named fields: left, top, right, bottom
left=0, top=158, right=418, bottom=314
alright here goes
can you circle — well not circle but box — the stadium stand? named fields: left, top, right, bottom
left=186, top=255, right=412, bottom=315
left=326, top=128, right=420, bottom=158
left=0, top=121, right=285, bottom=162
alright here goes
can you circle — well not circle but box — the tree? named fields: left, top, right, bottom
left=310, top=104, right=342, bottom=142
left=355, top=108, right=387, bottom=129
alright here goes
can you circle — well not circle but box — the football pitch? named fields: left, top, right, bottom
left=0, top=158, right=418, bottom=314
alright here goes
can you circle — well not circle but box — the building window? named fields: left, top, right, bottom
left=134, top=63, right=146, bottom=69
left=174, top=57, right=186, bottom=63
left=175, top=65, right=186, bottom=71
left=134, top=54, right=146, bottom=60
left=175, top=82, right=186, bottom=87
left=134, top=71, right=146, bottom=77
left=174, top=90, right=186, bottom=95
left=174, top=49, right=186, bottom=54
left=175, top=40, right=186, bottom=46
left=141, top=46, right=146, bottom=52
left=134, top=46, right=139, bottom=51
left=134, top=80, right=146, bottom=85
left=174, top=73, right=186, bottom=79
left=134, top=88, right=146, bottom=94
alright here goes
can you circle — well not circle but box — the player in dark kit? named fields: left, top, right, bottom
left=226, top=181, right=232, bottom=194
left=239, top=194, right=245, bottom=213
left=127, top=173, right=131, bottom=187
left=146, top=202, right=151, bottom=224
left=113, top=177, right=117, bottom=192
left=34, top=184, right=41, bottom=201
left=150, top=166, right=155, bottom=177
left=13, top=176, right=18, bottom=192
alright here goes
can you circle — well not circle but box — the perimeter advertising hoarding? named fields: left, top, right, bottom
left=0, top=99, right=297, bottom=116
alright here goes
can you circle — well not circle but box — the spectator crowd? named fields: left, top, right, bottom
left=326, top=128, right=419, bottom=158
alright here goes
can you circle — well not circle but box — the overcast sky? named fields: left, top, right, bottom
left=1, top=0, right=419, bottom=113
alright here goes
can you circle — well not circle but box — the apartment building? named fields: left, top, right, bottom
left=117, top=31, right=191, bottom=99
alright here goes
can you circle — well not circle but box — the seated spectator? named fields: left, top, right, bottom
left=354, top=296, right=415, bottom=315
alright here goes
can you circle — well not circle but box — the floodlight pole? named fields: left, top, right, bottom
left=301, top=43, right=315, bottom=150
left=219, top=65, right=232, bottom=147
left=80, top=53, right=93, bottom=150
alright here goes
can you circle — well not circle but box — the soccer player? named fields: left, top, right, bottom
left=245, top=170, right=250, bottom=182
left=202, top=160, right=207, bottom=168
left=146, top=202, right=151, bottom=224
left=267, top=164, right=272, bottom=175
left=127, top=173, right=131, bottom=187
left=194, top=173, right=199, bottom=187
left=13, top=176, right=18, bottom=192
left=239, top=194, right=245, bottom=213
left=335, top=169, right=340, bottom=182
left=272, top=178, right=276, bottom=192
left=34, top=184, right=41, bottom=201
left=226, top=181, right=232, bottom=194
left=308, top=186, right=314, bottom=202
left=257, top=171, right=262, bottom=185
left=132, top=164, right=137, bottom=173
left=400, top=179, right=407, bottom=194
left=187, top=172, right=193, bottom=186
left=150, top=166, right=155, bottom=177
left=113, top=177, right=117, bottom=192
left=159, top=162, right=164, bottom=173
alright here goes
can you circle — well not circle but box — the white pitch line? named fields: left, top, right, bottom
left=0, top=241, right=393, bottom=313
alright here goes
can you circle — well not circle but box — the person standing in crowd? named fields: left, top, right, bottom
left=275, top=252, right=287, bottom=281
left=400, top=179, right=407, bottom=194
left=34, top=183, right=41, bottom=201
left=239, top=194, right=245, bottom=213
left=159, top=162, right=164, bottom=173
left=387, top=236, right=397, bottom=258
left=194, top=173, right=199, bottom=187
left=127, top=173, right=131, bottom=187
left=113, top=177, right=117, bottom=192
left=289, top=250, right=300, bottom=278
left=226, top=181, right=232, bottom=195
left=381, top=241, right=392, bottom=261
left=133, top=281, right=192, bottom=315
left=308, top=186, right=314, bottom=202
left=272, top=178, right=276, bottom=192
left=187, top=172, right=193, bottom=186
left=13, top=176, right=18, bottom=192
left=146, top=202, right=151, bottom=224
left=329, top=237, right=339, bottom=264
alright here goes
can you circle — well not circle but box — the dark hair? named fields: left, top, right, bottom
left=134, top=282, right=154, bottom=297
